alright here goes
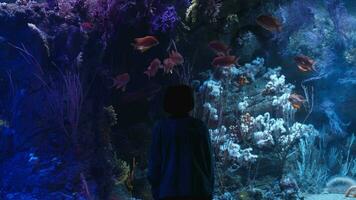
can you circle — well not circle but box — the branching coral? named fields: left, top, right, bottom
left=237, top=97, right=249, bottom=113
left=199, top=79, right=223, bottom=123
left=196, top=57, right=321, bottom=197
left=239, top=57, right=265, bottom=82
left=252, top=113, right=286, bottom=148
left=200, top=79, right=223, bottom=99
left=279, top=122, right=318, bottom=150
left=203, top=103, right=218, bottom=121
left=219, top=140, right=257, bottom=164
left=210, top=126, right=258, bottom=165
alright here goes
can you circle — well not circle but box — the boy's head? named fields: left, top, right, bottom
left=163, top=85, right=194, bottom=116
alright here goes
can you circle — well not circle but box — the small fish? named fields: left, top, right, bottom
left=212, top=55, right=240, bottom=67
left=81, top=22, right=94, bottom=32
left=169, top=50, right=184, bottom=65
left=288, top=93, right=306, bottom=109
left=256, top=15, right=282, bottom=32
left=208, top=40, right=231, bottom=56
left=132, top=36, right=159, bottom=53
left=294, top=55, right=315, bottom=72
left=112, top=73, right=130, bottom=91
left=163, top=58, right=176, bottom=74
left=144, top=58, right=161, bottom=78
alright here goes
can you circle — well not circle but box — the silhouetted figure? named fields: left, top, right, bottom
left=148, top=85, right=215, bottom=200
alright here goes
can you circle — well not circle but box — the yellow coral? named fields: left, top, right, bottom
left=112, top=156, right=130, bottom=185
left=185, top=0, right=199, bottom=24
left=0, top=119, right=9, bottom=128
left=103, top=105, right=118, bottom=126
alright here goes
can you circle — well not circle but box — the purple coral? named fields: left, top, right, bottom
left=151, top=5, right=180, bottom=33
left=324, top=0, right=355, bottom=46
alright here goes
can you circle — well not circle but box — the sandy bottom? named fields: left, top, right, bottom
left=304, top=194, right=354, bottom=200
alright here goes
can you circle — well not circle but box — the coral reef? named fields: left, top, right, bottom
left=0, top=0, right=355, bottom=199
left=196, top=57, right=317, bottom=199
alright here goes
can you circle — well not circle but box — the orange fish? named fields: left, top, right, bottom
left=294, top=55, right=315, bottom=72
left=132, top=36, right=159, bottom=52
left=212, top=55, right=240, bottom=67
left=208, top=40, right=231, bottom=56
left=288, top=93, right=306, bottom=109
left=144, top=58, right=161, bottom=78
left=169, top=50, right=184, bottom=65
left=256, top=15, right=282, bottom=32
left=163, top=58, right=175, bottom=74
left=112, top=73, right=130, bottom=91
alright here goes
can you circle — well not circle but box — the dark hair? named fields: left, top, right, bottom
left=163, top=85, right=194, bottom=116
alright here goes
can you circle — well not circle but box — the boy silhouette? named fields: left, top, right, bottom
left=148, top=85, right=214, bottom=200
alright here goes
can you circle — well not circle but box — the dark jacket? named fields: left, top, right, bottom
left=148, top=116, right=214, bottom=199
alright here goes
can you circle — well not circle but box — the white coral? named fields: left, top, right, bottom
left=253, top=131, right=275, bottom=148
left=209, top=126, right=227, bottom=143
left=272, top=92, right=296, bottom=119
left=279, top=122, right=318, bottom=148
left=264, top=68, right=295, bottom=95
left=200, top=79, right=223, bottom=98
left=220, top=140, right=258, bottom=163
left=251, top=113, right=286, bottom=148
left=238, top=96, right=249, bottom=112
left=254, top=113, right=286, bottom=134
left=240, top=57, right=265, bottom=81
left=203, top=103, right=219, bottom=121
left=265, top=74, right=286, bottom=93
left=210, top=126, right=257, bottom=164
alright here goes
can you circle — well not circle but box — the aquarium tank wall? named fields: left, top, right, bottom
left=0, top=0, right=355, bottom=199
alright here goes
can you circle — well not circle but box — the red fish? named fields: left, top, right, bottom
left=212, top=55, right=240, bottom=67
left=132, top=36, right=159, bottom=52
left=294, top=55, right=315, bottom=72
left=119, top=82, right=162, bottom=104
left=144, top=58, right=161, bottom=78
left=288, top=93, right=306, bottom=109
left=163, top=58, right=176, bottom=74
left=112, top=73, right=130, bottom=91
left=81, top=22, right=94, bottom=32
left=256, top=15, right=282, bottom=32
left=169, top=50, right=184, bottom=65
left=208, top=40, right=231, bottom=56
